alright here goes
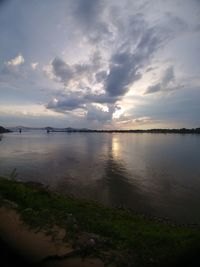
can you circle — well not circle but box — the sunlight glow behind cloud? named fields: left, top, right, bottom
left=7, top=54, right=24, bottom=66
left=0, top=0, right=199, bottom=129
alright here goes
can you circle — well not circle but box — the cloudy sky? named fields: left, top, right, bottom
left=0, top=0, right=200, bottom=129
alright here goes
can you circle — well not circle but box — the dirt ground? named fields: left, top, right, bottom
left=0, top=206, right=106, bottom=267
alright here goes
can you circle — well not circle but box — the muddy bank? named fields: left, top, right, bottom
left=0, top=206, right=106, bottom=267
left=0, top=207, right=69, bottom=262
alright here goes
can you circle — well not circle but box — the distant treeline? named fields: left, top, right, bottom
left=51, top=128, right=200, bottom=134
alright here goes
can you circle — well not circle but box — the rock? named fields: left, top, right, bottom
left=74, top=232, right=100, bottom=249
left=89, top=238, right=96, bottom=246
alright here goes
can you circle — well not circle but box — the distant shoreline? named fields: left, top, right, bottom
left=4, top=126, right=200, bottom=134
left=49, top=128, right=200, bottom=134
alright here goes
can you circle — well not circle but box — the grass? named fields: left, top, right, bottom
left=0, top=176, right=200, bottom=266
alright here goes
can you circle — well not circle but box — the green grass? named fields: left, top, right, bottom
left=0, top=176, right=200, bottom=266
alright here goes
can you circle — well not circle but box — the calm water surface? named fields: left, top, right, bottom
left=0, top=132, right=200, bottom=223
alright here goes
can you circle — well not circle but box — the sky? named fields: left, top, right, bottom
left=0, top=0, right=200, bottom=129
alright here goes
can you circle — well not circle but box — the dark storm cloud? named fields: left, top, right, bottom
left=86, top=104, right=115, bottom=122
left=108, top=12, right=183, bottom=98
left=74, top=51, right=102, bottom=77
left=48, top=12, right=185, bottom=116
left=104, top=24, right=169, bottom=97
left=72, top=0, right=103, bottom=26
left=162, top=66, right=174, bottom=87
left=85, top=92, right=117, bottom=105
left=69, top=0, right=110, bottom=43
left=50, top=51, right=102, bottom=86
left=104, top=9, right=187, bottom=98
left=47, top=93, right=86, bottom=112
left=1, top=0, right=200, bottom=128
left=0, top=0, right=11, bottom=8
left=47, top=89, right=119, bottom=123
left=47, top=90, right=118, bottom=113
left=145, top=84, right=162, bottom=94
left=0, top=0, right=7, bottom=5
left=51, top=57, right=74, bottom=85
left=95, top=70, right=107, bottom=83
left=105, top=52, right=141, bottom=97
left=145, top=66, right=175, bottom=94
left=47, top=52, right=120, bottom=114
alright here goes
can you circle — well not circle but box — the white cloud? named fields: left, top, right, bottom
left=144, top=66, right=176, bottom=94
left=7, top=53, right=24, bottom=66
left=31, top=62, right=38, bottom=70
left=43, top=61, right=55, bottom=80
left=0, top=104, right=63, bottom=117
left=1, top=53, right=25, bottom=77
left=114, top=116, right=153, bottom=129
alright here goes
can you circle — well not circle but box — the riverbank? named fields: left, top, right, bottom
left=0, top=177, right=200, bottom=266
left=0, top=206, right=105, bottom=267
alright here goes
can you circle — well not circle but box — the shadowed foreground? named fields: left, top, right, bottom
left=0, top=177, right=200, bottom=266
left=0, top=237, right=34, bottom=267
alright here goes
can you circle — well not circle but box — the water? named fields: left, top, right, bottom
left=0, top=131, right=200, bottom=223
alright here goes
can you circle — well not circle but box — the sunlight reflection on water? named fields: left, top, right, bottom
left=0, top=131, right=200, bottom=223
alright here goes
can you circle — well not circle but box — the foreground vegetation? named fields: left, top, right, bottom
left=0, top=177, right=200, bottom=266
